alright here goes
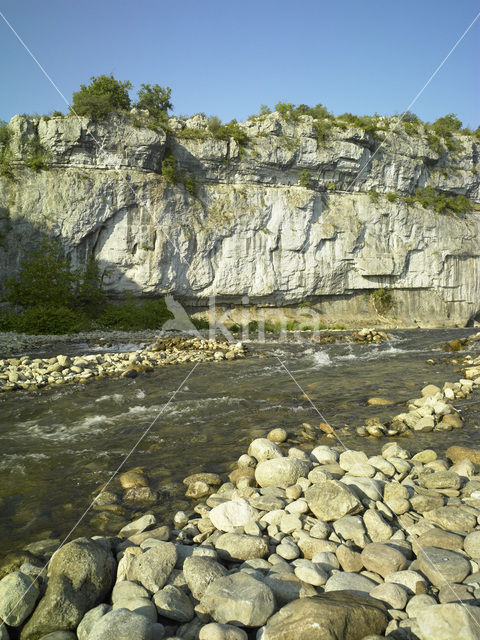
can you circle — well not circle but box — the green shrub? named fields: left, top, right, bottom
left=404, top=185, right=473, bottom=215
left=208, top=119, right=249, bottom=146
left=5, top=238, right=77, bottom=308
left=76, top=254, right=106, bottom=317
left=191, top=317, right=210, bottom=330
left=71, top=74, right=132, bottom=120
left=427, top=133, right=444, bottom=154
left=403, top=121, right=419, bottom=136
left=370, top=288, right=393, bottom=314
left=97, top=297, right=172, bottom=330
left=25, top=135, right=49, bottom=172
left=161, top=152, right=178, bottom=185
left=135, top=83, right=172, bottom=121
left=386, top=192, right=398, bottom=202
left=368, top=188, right=380, bottom=202
left=207, top=115, right=222, bottom=134
left=432, top=113, right=462, bottom=136
left=275, top=102, right=298, bottom=121
left=337, top=113, right=377, bottom=134
left=16, top=305, right=88, bottom=335
left=298, top=169, right=311, bottom=188
left=312, top=119, right=333, bottom=143
left=161, top=151, right=197, bottom=194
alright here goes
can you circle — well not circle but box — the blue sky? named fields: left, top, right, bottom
left=0, top=0, right=479, bottom=127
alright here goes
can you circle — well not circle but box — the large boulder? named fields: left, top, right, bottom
left=305, top=481, right=361, bottom=522
left=183, top=556, right=228, bottom=600
left=86, top=608, right=153, bottom=640
left=263, top=592, right=388, bottom=639
left=255, top=459, right=310, bottom=488
left=201, top=572, right=275, bottom=627
left=20, top=538, right=116, bottom=640
left=0, top=570, right=40, bottom=626
left=127, top=542, right=177, bottom=592
left=417, top=546, right=472, bottom=587
left=209, top=499, right=259, bottom=533
left=214, top=533, right=269, bottom=562
left=416, top=603, right=480, bottom=640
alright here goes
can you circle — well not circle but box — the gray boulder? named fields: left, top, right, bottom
left=416, top=603, right=480, bottom=640
left=201, top=572, right=275, bottom=627
left=215, top=533, right=269, bottom=562
left=183, top=556, right=228, bottom=600
left=127, top=542, right=177, bottom=593
left=255, top=459, right=310, bottom=488
left=77, top=604, right=111, bottom=640
left=324, top=572, right=377, bottom=597
left=0, top=570, right=40, bottom=626
left=305, top=481, right=361, bottom=522
left=263, top=592, right=388, bottom=640
left=20, top=538, right=116, bottom=640
left=112, top=597, right=157, bottom=622
left=417, top=546, right=472, bottom=587
left=86, top=608, right=153, bottom=639
left=153, top=584, right=194, bottom=622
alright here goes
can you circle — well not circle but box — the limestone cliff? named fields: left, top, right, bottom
left=0, top=111, right=479, bottom=327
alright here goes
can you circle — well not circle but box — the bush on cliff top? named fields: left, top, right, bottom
left=71, top=74, right=133, bottom=120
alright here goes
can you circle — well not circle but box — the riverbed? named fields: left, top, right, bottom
left=0, top=328, right=479, bottom=556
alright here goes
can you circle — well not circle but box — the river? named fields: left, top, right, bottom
left=1, top=328, right=479, bottom=556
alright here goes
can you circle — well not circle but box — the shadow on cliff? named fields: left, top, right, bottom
left=0, top=214, right=145, bottom=304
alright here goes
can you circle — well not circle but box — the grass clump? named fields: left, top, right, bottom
left=298, top=169, right=312, bottom=189
left=207, top=116, right=249, bottom=146
left=405, top=186, right=472, bottom=215
left=25, top=135, right=49, bottom=172
left=161, top=151, right=197, bottom=196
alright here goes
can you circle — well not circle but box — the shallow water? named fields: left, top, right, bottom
left=1, top=328, right=479, bottom=555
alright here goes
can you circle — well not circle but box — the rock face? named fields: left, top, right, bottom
left=20, top=538, right=116, bottom=640
left=1, top=112, right=479, bottom=326
left=263, top=593, right=389, bottom=640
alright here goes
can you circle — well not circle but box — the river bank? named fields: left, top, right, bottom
left=0, top=330, right=480, bottom=638
left=2, top=428, right=480, bottom=639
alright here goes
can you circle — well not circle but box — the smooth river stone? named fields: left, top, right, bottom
left=255, top=458, right=311, bottom=488
left=324, top=572, right=377, bottom=596
left=305, top=481, right=361, bottom=522
left=0, top=570, right=39, bottom=626
left=201, top=573, right=275, bottom=627
left=416, top=603, right=480, bottom=640
left=417, top=546, right=472, bottom=588
left=414, top=528, right=464, bottom=552
left=128, top=542, right=177, bottom=592
left=183, top=556, right=228, bottom=601
left=214, top=533, right=269, bottom=562
left=248, top=438, right=283, bottom=462
left=263, top=592, right=388, bottom=640
left=423, top=506, right=477, bottom=532
left=361, top=543, right=408, bottom=577
left=419, top=471, right=461, bottom=490
left=209, top=499, right=259, bottom=533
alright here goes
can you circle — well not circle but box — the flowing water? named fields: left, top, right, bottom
left=1, top=329, right=479, bottom=556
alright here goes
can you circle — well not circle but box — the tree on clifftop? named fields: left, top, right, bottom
left=134, top=83, right=173, bottom=122
left=71, top=74, right=132, bottom=120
